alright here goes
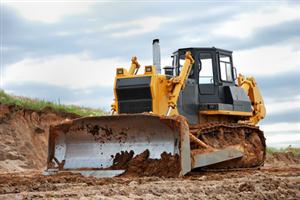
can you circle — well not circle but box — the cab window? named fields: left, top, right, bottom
left=199, top=53, right=214, bottom=84
left=219, top=54, right=233, bottom=82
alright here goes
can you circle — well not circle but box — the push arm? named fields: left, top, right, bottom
left=166, top=51, right=194, bottom=115
left=238, top=74, right=266, bottom=125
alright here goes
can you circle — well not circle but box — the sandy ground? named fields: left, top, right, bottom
left=0, top=165, right=299, bottom=200
left=0, top=153, right=300, bottom=200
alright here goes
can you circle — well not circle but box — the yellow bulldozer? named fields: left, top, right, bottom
left=45, top=39, right=266, bottom=177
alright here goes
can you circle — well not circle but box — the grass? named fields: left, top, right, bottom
left=267, top=146, right=300, bottom=156
left=0, top=90, right=107, bottom=117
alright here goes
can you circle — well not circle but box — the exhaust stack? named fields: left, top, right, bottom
left=152, top=39, right=161, bottom=74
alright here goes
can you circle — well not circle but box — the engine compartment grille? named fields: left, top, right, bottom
left=116, top=77, right=152, bottom=114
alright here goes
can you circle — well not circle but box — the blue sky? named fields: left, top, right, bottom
left=1, top=0, right=300, bottom=147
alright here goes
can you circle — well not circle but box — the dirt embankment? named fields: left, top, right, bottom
left=265, top=152, right=300, bottom=168
left=0, top=104, right=78, bottom=172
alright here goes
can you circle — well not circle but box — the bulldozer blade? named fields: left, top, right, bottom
left=46, top=114, right=191, bottom=177
left=191, top=147, right=244, bottom=169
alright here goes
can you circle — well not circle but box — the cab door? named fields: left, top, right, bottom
left=176, top=51, right=199, bottom=124
left=198, top=52, right=215, bottom=95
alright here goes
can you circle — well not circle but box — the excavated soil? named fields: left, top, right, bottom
left=114, top=150, right=180, bottom=178
left=1, top=103, right=300, bottom=199
left=108, top=150, right=180, bottom=177
left=0, top=104, right=78, bottom=172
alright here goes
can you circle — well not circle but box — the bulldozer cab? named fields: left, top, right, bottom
left=171, top=48, right=251, bottom=124
left=172, top=47, right=236, bottom=86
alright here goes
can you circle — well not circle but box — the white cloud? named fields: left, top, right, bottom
left=3, top=54, right=123, bottom=89
left=265, top=132, right=300, bottom=147
left=68, top=96, right=112, bottom=110
left=264, top=96, right=300, bottom=115
left=3, top=53, right=158, bottom=90
left=102, top=17, right=175, bottom=37
left=234, top=44, right=300, bottom=76
left=4, top=1, right=95, bottom=23
left=262, top=122, right=300, bottom=134
left=213, top=5, right=300, bottom=38
left=262, top=122, right=300, bottom=147
left=48, top=16, right=175, bottom=37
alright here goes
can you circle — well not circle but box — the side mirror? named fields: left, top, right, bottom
left=233, top=67, right=237, bottom=80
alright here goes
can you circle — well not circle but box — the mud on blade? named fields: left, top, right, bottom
left=47, top=114, right=191, bottom=177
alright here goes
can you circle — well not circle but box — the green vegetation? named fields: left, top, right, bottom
left=0, top=90, right=106, bottom=117
left=267, top=146, right=300, bottom=156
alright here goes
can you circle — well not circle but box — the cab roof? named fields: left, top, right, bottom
left=174, top=47, right=232, bottom=55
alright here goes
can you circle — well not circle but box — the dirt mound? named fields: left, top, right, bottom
left=122, top=150, right=180, bottom=178
left=109, top=150, right=180, bottom=177
left=266, top=152, right=300, bottom=166
left=272, top=152, right=300, bottom=164
left=0, top=104, right=78, bottom=172
left=124, top=150, right=180, bottom=177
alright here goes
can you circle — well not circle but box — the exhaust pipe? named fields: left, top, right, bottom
left=152, top=39, right=161, bottom=74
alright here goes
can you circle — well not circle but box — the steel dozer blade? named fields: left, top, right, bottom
left=46, top=114, right=192, bottom=178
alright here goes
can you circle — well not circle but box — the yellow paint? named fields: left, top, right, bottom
left=128, top=56, right=140, bottom=75
left=166, top=51, right=194, bottom=109
left=200, top=110, right=252, bottom=116
left=237, top=74, right=266, bottom=125
left=110, top=53, right=265, bottom=125
left=111, top=52, right=193, bottom=116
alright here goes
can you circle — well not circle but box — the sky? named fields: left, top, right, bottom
left=1, top=0, right=300, bottom=147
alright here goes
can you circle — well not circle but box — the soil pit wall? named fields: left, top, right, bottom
left=0, top=104, right=78, bottom=172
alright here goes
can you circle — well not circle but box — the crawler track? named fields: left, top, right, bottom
left=190, top=122, right=266, bottom=170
